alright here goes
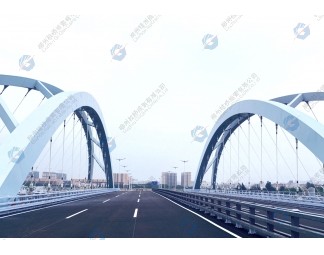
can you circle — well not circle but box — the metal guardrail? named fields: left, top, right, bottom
left=185, top=189, right=324, bottom=207
left=155, top=189, right=324, bottom=238
left=0, top=188, right=119, bottom=217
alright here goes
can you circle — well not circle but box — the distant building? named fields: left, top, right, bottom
left=161, top=172, right=177, bottom=188
left=42, top=172, right=67, bottom=181
left=286, top=180, right=296, bottom=189
left=26, top=171, right=40, bottom=179
left=200, top=181, right=211, bottom=189
left=181, top=172, right=192, bottom=188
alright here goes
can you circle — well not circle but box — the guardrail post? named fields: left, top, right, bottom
left=225, top=200, right=231, bottom=224
left=199, top=196, right=205, bottom=212
left=210, top=198, right=215, bottom=216
left=267, top=210, right=275, bottom=233
left=204, top=196, right=211, bottom=214
left=235, top=204, right=242, bottom=228
left=248, top=206, right=256, bottom=235
left=217, top=200, right=222, bottom=220
left=291, top=215, right=300, bottom=238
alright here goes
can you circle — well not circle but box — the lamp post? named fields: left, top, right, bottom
left=173, top=167, right=178, bottom=190
left=116, top=158, right=126, bottom=189
left=181, top=160, right=188, bottom=190
left=168, top=171, right=171, bottom=189
left=129, top=174, right=132, bottom=191
left=126, top=170, right=130, bottom=190
left=122, top=165, right=127, bottom=189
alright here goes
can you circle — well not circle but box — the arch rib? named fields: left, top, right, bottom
left=0, top=91, right=113, bottom=197
left=194, top=93, right=324, bottom=189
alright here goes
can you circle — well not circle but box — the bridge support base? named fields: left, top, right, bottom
left=235, top=223, right=243, bottom=229
left=248, top=229, right=256, bottom=235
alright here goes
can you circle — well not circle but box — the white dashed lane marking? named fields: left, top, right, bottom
left=66, top=209, right=88, bottom=219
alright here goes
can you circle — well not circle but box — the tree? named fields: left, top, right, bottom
left=240, top=183, right=247, bottom=190
left=250, top=184, right=261, bottom=190
left=265, top=181, right=276, bottom=191
left=279, top=186, right=285, bottom=192
left=306, top=182, right=315, bottom=189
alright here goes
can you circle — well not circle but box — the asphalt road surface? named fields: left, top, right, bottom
left=0, top=191, right=240, bottom=238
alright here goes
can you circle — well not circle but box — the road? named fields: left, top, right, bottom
left=0, top=190, right=239, bottom=238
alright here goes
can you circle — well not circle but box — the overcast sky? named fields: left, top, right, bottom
left=1, top=14, right=324, bottom=185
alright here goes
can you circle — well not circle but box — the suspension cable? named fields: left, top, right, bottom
left=248, top=118, right=251, bottom=189
left=305, top=102, right=323, bottom=169
left=33, top=113, right=74, bottom=172
left=250, top=119, right=283, bottom=185
left=237, top=119, right=240, bottom=188
left=305, top=102, right=318, bottom=121
left=61, top=120, right=66, bottom=189
left=79, top=119, right=83, bottom=188
left=0, top=88, right=31, bottom=134
left=296, top=138, right=299, bottom=192
left=229, top=129, right=232, bottom=189
left=279, top=126, right=313, bottom=181
left=276, top=124, right=279, bottom=191
left=48, top=137, right=53, bottom=188
left=260, top=116, right=263, bottom=189
left=263, top=121, right=296, bottom=180
left=71, top=113, right=76, bottom=189
left=0, top=85, right=8, bottom=95
left=37, top=96, right=46, bottom=107
left=222, top=131, right=225, bottom=186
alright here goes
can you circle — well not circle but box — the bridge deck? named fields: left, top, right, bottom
left=0, top=191, right=243, bottom=238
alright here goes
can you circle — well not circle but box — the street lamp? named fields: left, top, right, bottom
left=116, top=158, right=126, bottom=189
left=173, top=167, right=178, bottom=190
left=181, top=160, right=188, bottom=190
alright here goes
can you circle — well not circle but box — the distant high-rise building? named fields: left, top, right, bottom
left=113, top=173, right=130, bottom=188
left=181, top=172, right=192, bottom=188
left=161, top=172, right=177, bottom=188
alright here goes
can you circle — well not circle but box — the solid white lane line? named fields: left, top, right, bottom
left=66, top=209, right=88, bottom=219
left=155, top=193, right=241, bottom=238
left=103, top=199, right=111, bottom=203
left=133, top=209, right=138, bottom=218
left=137, top=199, right=140, bottom=203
